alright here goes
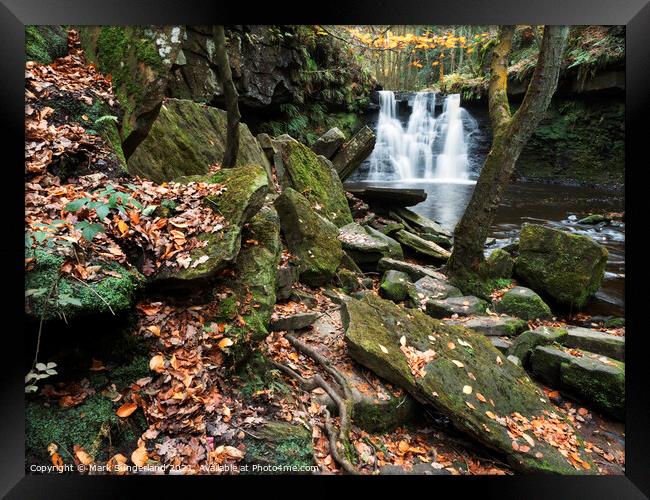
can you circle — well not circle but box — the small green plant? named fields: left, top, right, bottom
left=25, top=362, right=58, bottom=393
left=94, top=114, right=118, bottom=126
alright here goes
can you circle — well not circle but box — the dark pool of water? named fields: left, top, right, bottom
left=351, top=180, right=625, bottom=317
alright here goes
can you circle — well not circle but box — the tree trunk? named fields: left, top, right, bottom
left=446, top=25, right=569, bottom=295
left=213, top=25, right=240, bottom=168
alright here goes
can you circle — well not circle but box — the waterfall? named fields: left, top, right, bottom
left=434, top=94, right=477, bottom=181
left=364, top=91, right=476, bottom=183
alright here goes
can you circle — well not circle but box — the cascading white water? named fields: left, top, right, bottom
left=364, top=91, right=476, bottom=183
left=367, top=91, right=438, bottom=181
left=434, top=94, right=477, bottom=181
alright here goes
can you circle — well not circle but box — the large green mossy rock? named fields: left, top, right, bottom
left=495, top=286, right=552, bottom=321
left=26, top=26, right=69, bottom=65
left=25, top=250, right=142, bottom=321
left=155, top=165, right=269, bottom=283
left=127, top=99, right=271, bottom=183
left=530, top=345, right=625, bottom=420
left=79, top=26, right=185, bottom=156
left=338, top=223, right=402, bottom=267
left=515, top=224, right=608, bottom=308
left=342, top=294, right=593, bottom=474
left=274, top=135, right=352, bottom=227
left=274, top=188, right=345, bottom=286
left=215, top=206, right=281, bottom=366
left=445, top=316, right=528, bottom=337
left=508, top=326, right=568, bottom=366
left=242, top=421, right=314, bottom=474
left=380, top=270, right=411, bottom=302
left=560, top=352, right=625, bottom=420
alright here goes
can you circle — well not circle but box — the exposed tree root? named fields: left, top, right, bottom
left=270, top=333, right=360, bottom=475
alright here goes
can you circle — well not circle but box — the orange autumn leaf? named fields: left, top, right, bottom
left=117, top=219, right=129, bottom=235
left=116, top=402, right=138, bottom=418
left=149, top=354, right=164, bottom=372
left=131, top=446, right=148, bottom=467
left=73, top=445, right=93, bottom=465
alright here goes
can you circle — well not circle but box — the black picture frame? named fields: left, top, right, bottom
left=3, top=1, right=648, bottom=497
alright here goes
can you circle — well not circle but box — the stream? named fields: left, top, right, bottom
left=349, top=91, right=625, bottom=318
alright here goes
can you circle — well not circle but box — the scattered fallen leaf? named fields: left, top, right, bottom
left=116, top=402, right=138, bottom=418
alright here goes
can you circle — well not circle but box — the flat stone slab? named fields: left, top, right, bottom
left=562, top=327, right=624, bottom=361
left=377, top=257, right=446, bottom=282
left=338, top=223, right=403, bottom=266
left=490, top=337, right=513, bottom=353
left=270, top=312, right=321, bottom=332
left=344, top=185, right=427, bottom=207
left=342, top=293, right=594, bottom=474
left=390, top=207, right=452, bottom=238
left=395, top=230, right=451, bottom=261
left=425, top=296, right=488, bottom=319
left=446, top=315, right=528, bottom=337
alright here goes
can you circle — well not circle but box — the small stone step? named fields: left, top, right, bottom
left=270, top=312, right=321, bottom=332
left=424, top=296, right=487, bottom=319
left=377, top=257, right=446, bottom=282
left=507, top=326, right=568, bottom=366
left=562, top=326, right=624, bottom=361
left=407, top=276, right=462, bottom=308
left=445, top=315, right=527, bottom=337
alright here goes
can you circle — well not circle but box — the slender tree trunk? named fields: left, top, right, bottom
left=213, top=25, right=240, bottom=168
left=446, top=25, right=569, bottom=294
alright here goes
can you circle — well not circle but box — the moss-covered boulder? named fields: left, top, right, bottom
left=155, top=165, right=269, bottom=283
left=495, top=286, right=552, bottom=321
left=380, top=270, right=411, bottom=302
left=395, top=230, right=451, bottom=261
left=446, top=316, right=528, bottom=337
left=25, top=250, right=142, bottom=321
left=559, top=351, right=625, bottom=420
left=342, top=294, right=594, bottom=474
left=215, top=205, right=281, bottom=365
left=127, top=98, right=271, bottom=183
left=242, top=421, right=314, bottom=474
left=274, top=188, right=345, bottom=286
left=338, top=223, right=402, bottom=268
left=79, top=26, right=185, bottom=157
left=486, top=249, right=515, bottom=279
left=26, top=26, right=69, bottom=65
left=514, top=224, right=608, bottom=308
left=508, top=326, right=569, bottom=366
left=274, top=135, right=352, bottom=227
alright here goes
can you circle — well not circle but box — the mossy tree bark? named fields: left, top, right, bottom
left=446, top=25, right=569, bottom=294
left=213, top=26, right=241, bottom=167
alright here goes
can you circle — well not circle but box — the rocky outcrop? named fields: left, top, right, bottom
left=494, top=286, right=552, bottom=321
left=515, top=224, right=608, bottom=308
left=127, top=99, right=271, bottom=183
left=342, top=293, right=594, bottom=474
left=311, top=127, right=346, bottom=158
left=274, top=135, right=353, bottom=227
left=274, top=188, right=345, bottom=286
left=79, top=26, right=185, bottom=157
left=338, top=223, right=403, bottom=267
left=218, top=205, right=282, bottom=365
left=155, top=165, right=269, bottom=283
left=331, top=126, right=377, bottom=181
